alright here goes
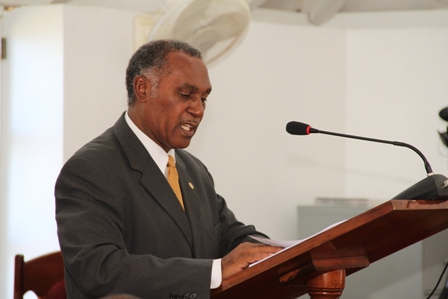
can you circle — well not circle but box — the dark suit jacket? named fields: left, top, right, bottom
left=55, top=113, right=265, bottom=299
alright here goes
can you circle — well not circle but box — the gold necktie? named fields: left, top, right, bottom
left=167, top=155, right=185, bottom=210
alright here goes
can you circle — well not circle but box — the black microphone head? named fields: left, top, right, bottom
left=439, top=107, right=448, bottom=121
left=286, top=121, right=313, bottom=135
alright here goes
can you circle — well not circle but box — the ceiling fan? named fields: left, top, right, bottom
left=134, top=0, right=251, bottom=65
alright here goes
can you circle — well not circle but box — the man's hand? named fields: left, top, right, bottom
left=221, top=242, right=283, bottom=280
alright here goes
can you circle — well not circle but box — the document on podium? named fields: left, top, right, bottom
left=249, top=220, right=346, bottom=267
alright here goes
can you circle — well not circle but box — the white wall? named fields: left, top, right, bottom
left=188, top=20, right=347, bottom=239
left=0, top=127, right=5, bottom=291
left=1, top=4, right=138, bottom=298
left=62, top=5, right=133, bottom=159
left=1, top=5, right=64, bottom=298
left=345, top=25, right=448, bottom=200
left=0, top=6, right=6, bottom=298
left=2, top=4, right=448, bottom=299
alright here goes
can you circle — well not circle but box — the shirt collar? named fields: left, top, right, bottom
left=125, top=111, right=175, bottom=176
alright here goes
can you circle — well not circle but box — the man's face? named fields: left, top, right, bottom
left=136, top=52, right=212, bottom=152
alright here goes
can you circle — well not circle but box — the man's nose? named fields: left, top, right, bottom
left=188, top=97, right=205, bottom=117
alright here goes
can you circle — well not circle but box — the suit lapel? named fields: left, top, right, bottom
left=113, top=113, right=193, bottom=251
left=139, top=165, right=194, bottom=250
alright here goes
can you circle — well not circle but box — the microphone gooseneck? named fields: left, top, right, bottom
left=286, top=121, right=448, bottom=200
left=286, top=121, right=434, bottom=175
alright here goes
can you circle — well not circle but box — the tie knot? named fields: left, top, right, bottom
left=167, top=155, right=175, bottom=168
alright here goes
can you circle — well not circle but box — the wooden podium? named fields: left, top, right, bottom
left=211, top=199, right=448, bottom=299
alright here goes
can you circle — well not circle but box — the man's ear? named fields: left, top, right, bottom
left=133, top=76, right=150, bottom=102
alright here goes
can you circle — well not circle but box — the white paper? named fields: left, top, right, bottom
left=248, top=219, right=347, bottom=267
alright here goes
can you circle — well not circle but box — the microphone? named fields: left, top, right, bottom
left=438, top=107, right=448, bottom=147
left=439, top=107, right=448, bottom=121
left=286, top=121, right=448, bottom=200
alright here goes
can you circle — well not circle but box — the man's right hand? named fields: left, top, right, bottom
left=221, top=242, right=283, bottom=280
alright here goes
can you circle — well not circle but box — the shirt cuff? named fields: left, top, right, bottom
left=210, top=259, right=222, bottom=289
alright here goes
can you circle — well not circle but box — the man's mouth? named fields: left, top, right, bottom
left=181, top=124, right=195, bottom=132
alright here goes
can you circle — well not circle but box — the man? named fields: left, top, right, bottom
left=55, top=39, right=281, bottom=299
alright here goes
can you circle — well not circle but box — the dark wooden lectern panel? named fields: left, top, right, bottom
left=211, top=200, right=448, bottom=299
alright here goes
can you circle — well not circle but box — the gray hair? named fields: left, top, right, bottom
left=125, top=39, right=202, bottom=105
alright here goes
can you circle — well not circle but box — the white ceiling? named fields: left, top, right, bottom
left=2, top=0, right=448, bottom=12
left=262, top=0, right=448, bottom=12
left=1, top=0, right=448, bottom=25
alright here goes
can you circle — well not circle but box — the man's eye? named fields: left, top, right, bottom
left=180, top=93, right=190, bottom=98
